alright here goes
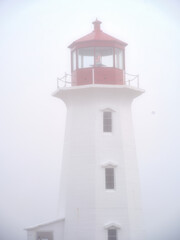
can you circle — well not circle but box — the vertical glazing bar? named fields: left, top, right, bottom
left=64, top=73, right=67, bottom=87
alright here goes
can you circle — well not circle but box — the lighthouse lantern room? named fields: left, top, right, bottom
left=25, top=20, right=144, bottom=240
left=69, top=19, right=127, bottom=86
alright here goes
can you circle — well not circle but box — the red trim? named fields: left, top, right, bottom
left=69, top=41, right=126, bottom=50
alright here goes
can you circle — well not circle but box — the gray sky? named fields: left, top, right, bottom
left=0, top=0, right=180, bottom=239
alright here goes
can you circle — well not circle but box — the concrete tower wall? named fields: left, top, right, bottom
left=56, top=85, right=144, bottom=240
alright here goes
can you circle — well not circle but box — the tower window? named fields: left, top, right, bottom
left=103, top=111, right=112, bottom=132
left=108, top=228, right=117, bottom=240
left=37, top=232, right=53, bottom=240
left=105, top=168, right=115, bottom=189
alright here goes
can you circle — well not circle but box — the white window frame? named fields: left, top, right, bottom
left=108, top=228, right=117, bottom=240
left=78, top=47, right=94, bottom=68
left=101, top=108, right=115, bottom=134
left=101, top=161, right=118, bottom=191
left=103, top=111, right=112, bottom=133
left=95, top=47, right=113, bottom=67
left=115, top=48, right=124, bottom=69
left=105, top=167, right=115, bottom=190
left=36, top=231, right=53, bottom=240
left=104, top=223, right=121, bottom=240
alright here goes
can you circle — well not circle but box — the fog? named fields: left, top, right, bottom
left=0, top=0, right=180, bottom=239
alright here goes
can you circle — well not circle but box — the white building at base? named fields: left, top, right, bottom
left=25, top=20, right=144, bottom=240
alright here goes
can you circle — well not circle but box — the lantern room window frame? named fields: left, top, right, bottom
left=72, top=50, right=77, bottom=71
left=71, top=47, right=124, bottom=71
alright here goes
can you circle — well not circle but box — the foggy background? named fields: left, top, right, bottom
left=0, top=0, right=180, bottom=239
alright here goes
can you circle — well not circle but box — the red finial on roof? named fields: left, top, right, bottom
left=92, top=19, right=102, bottom=32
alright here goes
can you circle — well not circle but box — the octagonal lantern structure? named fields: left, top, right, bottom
left=68, top=19, right=127, bottom=86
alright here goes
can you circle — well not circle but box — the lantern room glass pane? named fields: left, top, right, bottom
left=78, top=48, right=94, bottom=68
left=115, top=48, right=123, bottom=69
left=72, top=50, right=76, bottom=71
left=95, top=47, right=113, bottom=67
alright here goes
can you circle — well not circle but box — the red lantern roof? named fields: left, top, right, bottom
left=68, top=19, right=127, bottom=49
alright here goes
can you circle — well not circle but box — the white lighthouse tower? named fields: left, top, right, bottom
left=26, top=20, right=144, bottom=240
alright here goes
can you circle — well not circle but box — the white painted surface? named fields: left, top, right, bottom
left=53, top=85, right=144, bottom=240
left=26, top=219, right=64, bottom=240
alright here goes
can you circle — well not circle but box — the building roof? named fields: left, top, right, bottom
left=25, top=218, right=65, bottom=230
left=68, top=19, right=127, bottom=48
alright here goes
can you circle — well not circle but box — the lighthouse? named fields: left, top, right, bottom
left=26, top=20, right=144, bottom=240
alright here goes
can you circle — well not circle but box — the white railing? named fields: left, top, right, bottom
left=57, top=73, right=74, bottom=88
left=57, top=71, right=139, bottom=88
left=124, top=72, right=139, bottom=88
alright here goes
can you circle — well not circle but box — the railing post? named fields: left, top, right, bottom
left=92, top=68, right=95, bottom=84
left=123, top=70, right=125, bottom=85
left=64, top=72, right=67, bottom=87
